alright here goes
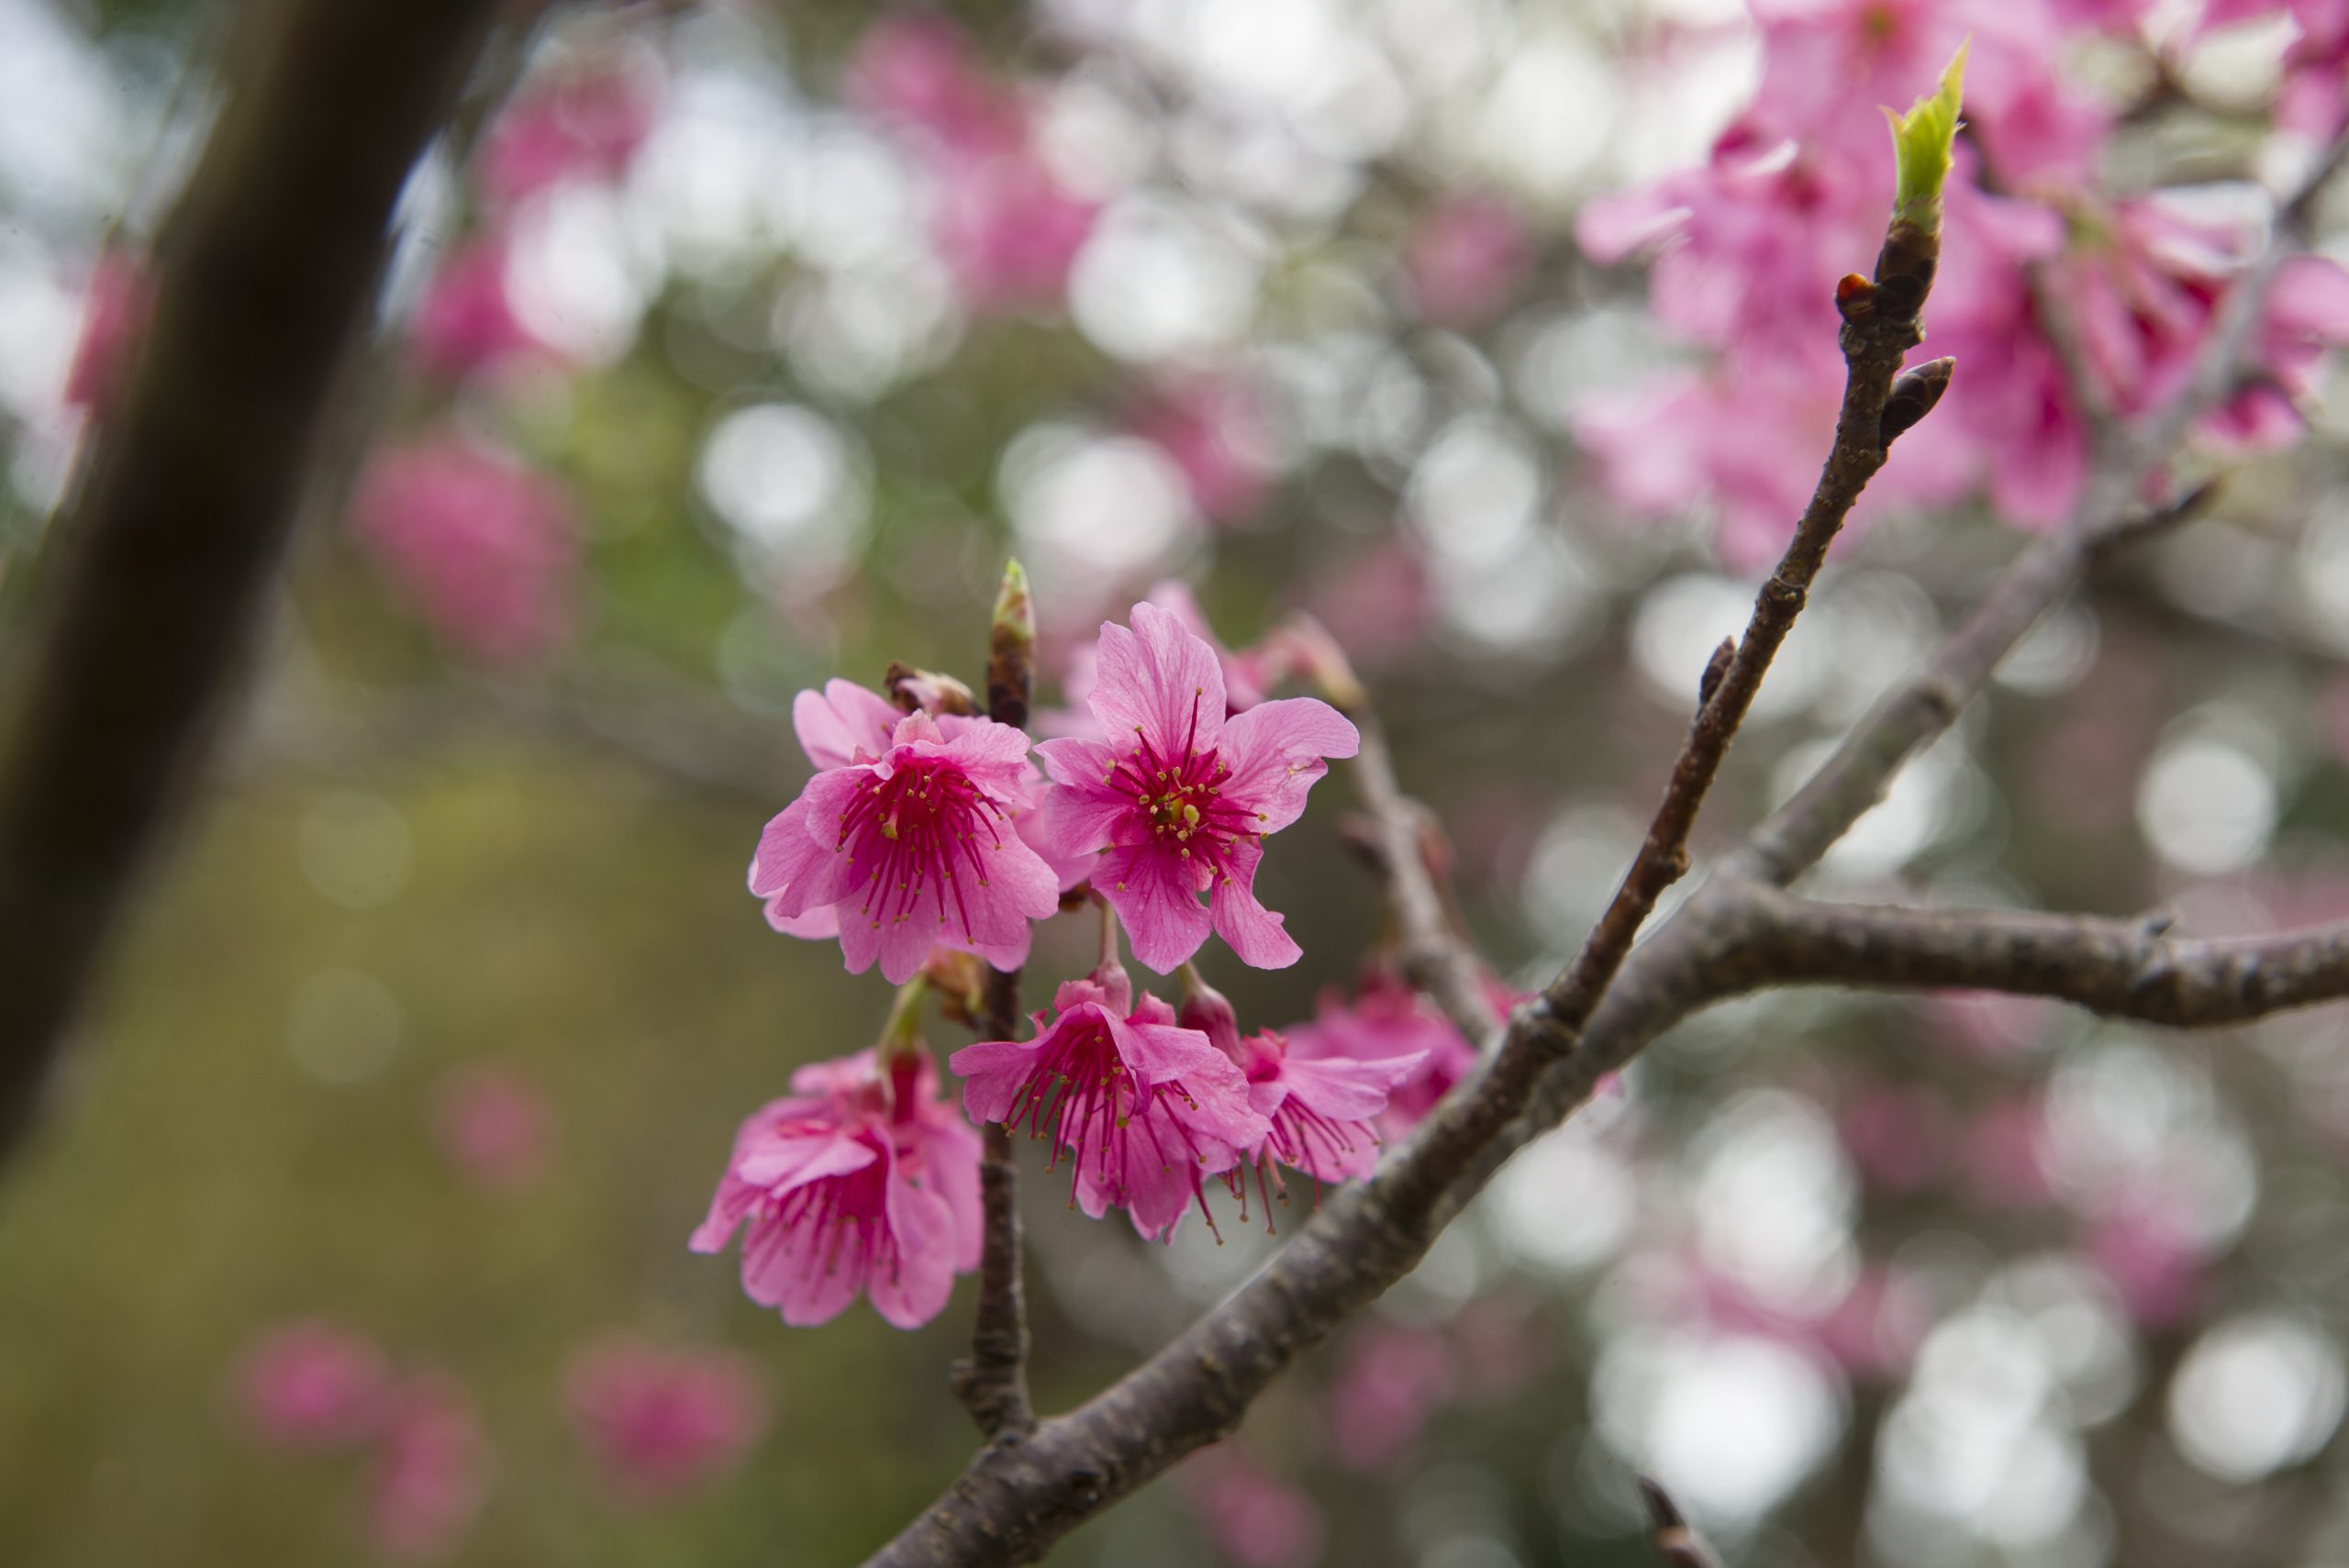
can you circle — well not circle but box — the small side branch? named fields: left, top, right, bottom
left=1351, top=716, right=1502, bottom=1045
left=1727, top=886, right=2349, bottom=1029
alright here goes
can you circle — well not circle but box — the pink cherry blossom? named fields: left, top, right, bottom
left=2085, top=1202, right=2209, bottom=1329
left=365, top=1373, right=491, bottom=1562
left=431, top=1062, right=556, bottom=1193
left=479, top=60, right=660, bottom=211
left=1284, top=974, right=1481, bottom=1139
left=1837, top=1081, right=1952, bottom=1195
left=930, top=152, right=1097, bottom=315
left=348, top=430, right=580, bottom=666
left=1178, top=1445, right=1327, bottom=1568
left=952, top=967, right=1271, bottom=1240
left=61, top=249, right=151, bottom=412
left=1130, top=376, right=1280, bottom=526
left=844, top=10, right=1026, bottom=158
left=563, top=1333, right=769, bottom=1504
left=407, top=235, right=545, bottom=381
left=749, top=683, right=1062, bottom=984
left=233, top=1319, right=393, bottom=1450
left=1034, top=602, right=1359, bottom=973
left=692, top=1048, right=981, bottom=1329
left=1040, top=583, right=1275, bottom=740
left=1403, top=192, right=1536, bottom=327
left=1325, top=1320, right=1456, bottom=1473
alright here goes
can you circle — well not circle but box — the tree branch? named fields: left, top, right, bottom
left=860, top=158, right=1954, bottom=1568
left=0, top=0, right=507, bottom=1167
left=1642, top=1477, right=1728, bottom=1568
left=1722, top=886, right=2349, bottom=1028
left=1350, top=716, right=1503, bottom=1045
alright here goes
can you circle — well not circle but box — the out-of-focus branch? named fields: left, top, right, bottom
left=1351, top=716, right=1503, bottom=1045
left=949, top=562, right=1037, bottom=1440
left=1641, top=1478, right=1727, bottom=1568
left=1740, top=131, right=2349, bottom=888
left=0, top=0, right=508, bottom=1168
left=1722, top=886, right=2349, bottom=1027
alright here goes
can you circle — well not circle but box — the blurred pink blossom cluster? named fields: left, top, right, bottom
left=430, top=1061, right=558, bottom=1191
left=408, top=55, right=661, bottom=381
left=563, top=1333, right=770, bottom=1503
left=846, top=10, right=1097, bottom=314
left=348, top=428, right=581, bottom=665
left=233, top=1322, right=488, bottom=1561
left=1575, top=0, right=2349, bottom=564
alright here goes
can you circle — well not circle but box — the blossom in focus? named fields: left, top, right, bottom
left=1035, top=602, right=1359, bottom=973
left=1403, top=192, right=1535, bottom=327
left=952, top=965, right=1269, bottom=1240
left=563, top=1333, right=769, bottom=1504
left=1178, top=1445, right=1327, bottom=1568
left=407, top=236, right=546, bottom=382
left=1284, top=973, right=1481, bottom=1139
left=431, top=1062, right=557, bottom=1193
left=348, top=431, right=580, bottom=666
left=479, top=60, right=660, bottom=210
left=1179, top=971, right=1419, bottom=1193
left=233, top=1319, right=393, bottom=1450
left=61, top=249, right=152, bottom=412
left=692, top=1048, right=981, bottom=1329
left=750, top=681, right=1062, bottom=984
left=365, top=1373, right=491, bottom=1562
left=1325, top=1319, right=1456, bottom=1473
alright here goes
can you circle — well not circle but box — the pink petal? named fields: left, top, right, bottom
left=1097, top=842, right=1214, bottom=973
left=1088, top=602, right=1229, bottom=759
left=1210, top=873, right=1303, bottom=970
left=871, top=1164, right=960, bottom=1329
left=794, top=680, right=900, bottom=769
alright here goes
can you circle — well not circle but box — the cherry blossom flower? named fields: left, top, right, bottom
left=61, top=249, right=151, bottom=412
left=563, top=1333, right=769, bottom=1504
left=692, top=1047, right=980, bottom=1329
left=348, top=430, right=579, bottom=666
left=1325, top=1320, right=1456, bottom=1473
left=431, top=1062, right=557, bottom=1193
left=750, top=682, right=1062, bottom=984
left=1403, top=191, right=1535, bottom=327
left=1178, top=1445, right=1326, bottom=1568
left=407, top=236, right=545, bottom=381
left=1034, top=602, right=1359, bottom=973
left=365, top=1372, right=491, bottom=1562
left=479, top=61, right=660, bottom=211
left=1130, top=375, right=1280, bottom=526
left=233, top=1319, right=393, bottom=1450
left=1179, top=969, right=1421, bottom=1205
left=952, top=963, right=1270, bottom=1240
left=1284, top=974, right=1482, bottom=1139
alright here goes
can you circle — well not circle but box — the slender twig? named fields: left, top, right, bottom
left=0, top=0, right=509, bottom=1169
left=858, top=157, right=1956, bottom=1568
left=1351, top=716, right=1502, bottom=1045
left=1740, top=131, right=2349, bottom=889
left=949, top=563, right=1038, bottom=1440
left=1720, top=886, right=2349, bottom=1028
left=1641, top=1477, right=1728, bottom=1568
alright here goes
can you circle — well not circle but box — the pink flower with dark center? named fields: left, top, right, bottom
left=952, top=966, right=1270, bottom=1240
left=431, top=1062, right=556, bottom=1193
left=750, top=682, right=1062, bottom=984
left=407, top=235, right=545, bottom=381
left=348, top=431, right=579, bottom=666
left=1284, top=973, right=1482, bottom=1139
left=1035, top=602, right=1359, bottom=973
left=365, top=1373, right=491, bottom=1562
left=563, top=1333, right=769, bottom=1504
left=233, top=1319, right=393, bottom=1451
left=692, top=1049, right=980, bottom=1329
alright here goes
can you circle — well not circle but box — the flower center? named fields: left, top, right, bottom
left=1106, top=690, right=1261, bottom=875
left=832, top=756, right=1008, bottom=934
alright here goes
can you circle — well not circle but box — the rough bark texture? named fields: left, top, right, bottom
left=0, top=0, right=507, bottom=1165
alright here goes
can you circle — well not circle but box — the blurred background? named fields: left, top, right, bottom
left=8, top=0, right=2349, bottom=1563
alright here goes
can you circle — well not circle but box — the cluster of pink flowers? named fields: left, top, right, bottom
left=1575, top=0, right=2349, bottom=563
left=562, top=1334, right=770, bottom=1504
left=700, top=594, right=1480, bottom=1324
left=846, top=11, right=1097, bottom=315
left=347, top=428, right=581, bottom=666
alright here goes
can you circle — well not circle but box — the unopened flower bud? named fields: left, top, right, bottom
left=1176, top=963, right=1245, bottom=1063
left=1879, top=356, right=1955, bottom=444
left=987, top=558, right=1036, bottom=728
left=885, top=662, right=977, bottom=717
